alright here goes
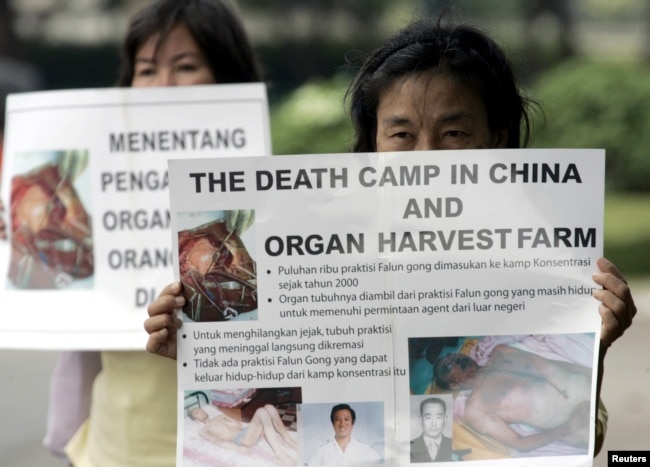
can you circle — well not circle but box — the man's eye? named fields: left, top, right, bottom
left=444, top=130, right=465, bottom=138
left=392, top=132, right=410, bottom=139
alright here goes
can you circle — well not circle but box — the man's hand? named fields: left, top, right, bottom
left=592, top=257, right=637, bottom=350
left=144, top=281, right=184, bottom=360
left=214, top=389, right=256, bottom=408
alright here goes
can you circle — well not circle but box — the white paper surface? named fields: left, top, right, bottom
left=169, top=149, right=604, bottom=466
left=0, top=83, right=271, bottom=349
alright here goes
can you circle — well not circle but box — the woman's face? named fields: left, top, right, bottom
left=375, top=73, right=506, bottom=152
left=132, top=23, right=216, bottom=88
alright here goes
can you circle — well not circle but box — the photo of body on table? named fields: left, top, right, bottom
left=182, top=387, right=300, bottom=466
left=409, top=333, right=595, bottom=461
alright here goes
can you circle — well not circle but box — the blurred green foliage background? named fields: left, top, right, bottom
left=2, top=0, right=649, bottom=277
left=531, top=61, right=650, bottom=192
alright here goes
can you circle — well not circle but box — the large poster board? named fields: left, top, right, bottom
left=0, top=83, right=270, bottom=349
left=169, top=149, right=604, bottom=466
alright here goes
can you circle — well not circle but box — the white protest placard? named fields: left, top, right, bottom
left=169, top=149, right=604, bottom=466
left=0, top=83, right=270, bottom=349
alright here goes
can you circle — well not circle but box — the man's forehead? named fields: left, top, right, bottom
left=422, top=401, right=445, bottom=412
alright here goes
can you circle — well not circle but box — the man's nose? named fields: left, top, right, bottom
left=414, top=134, right=440, bottom=151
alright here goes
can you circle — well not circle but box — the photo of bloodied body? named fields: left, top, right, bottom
left=408, top=333, right=595, bottom=461
left=8, top=150, right=93, bottom=289
left=177, top=210, right=257, bottom=322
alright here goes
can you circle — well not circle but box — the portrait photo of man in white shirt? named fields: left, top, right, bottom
left=303, top=402, right=383, bottom=465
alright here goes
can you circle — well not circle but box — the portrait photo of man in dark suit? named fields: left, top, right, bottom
left=410, top=397, right=452, bottom=463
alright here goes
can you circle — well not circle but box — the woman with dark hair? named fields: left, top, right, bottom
left=145, top=17, right=637, bottom=458
left=344, top=19, right=635, bottom=455
left=116, top=0, right=260, bottom=86
left=52, top=2, right=263, bottom=466
left=346, top=20, right=532, bottom=152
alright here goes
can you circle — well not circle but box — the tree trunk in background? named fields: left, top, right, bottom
left=524, top=0, right=576, bottom=59
left=644, top=0, right=650, bottom=63
left=0, top=0, right=19, bottom=58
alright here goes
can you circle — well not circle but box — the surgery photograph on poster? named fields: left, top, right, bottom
left=408, top=333, right=595, bottom=461
left=182, top=387, right=301, bottom=466
left=8, top=149, right=93, bottom=290
left=177, top=209, right=257, bottom=323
